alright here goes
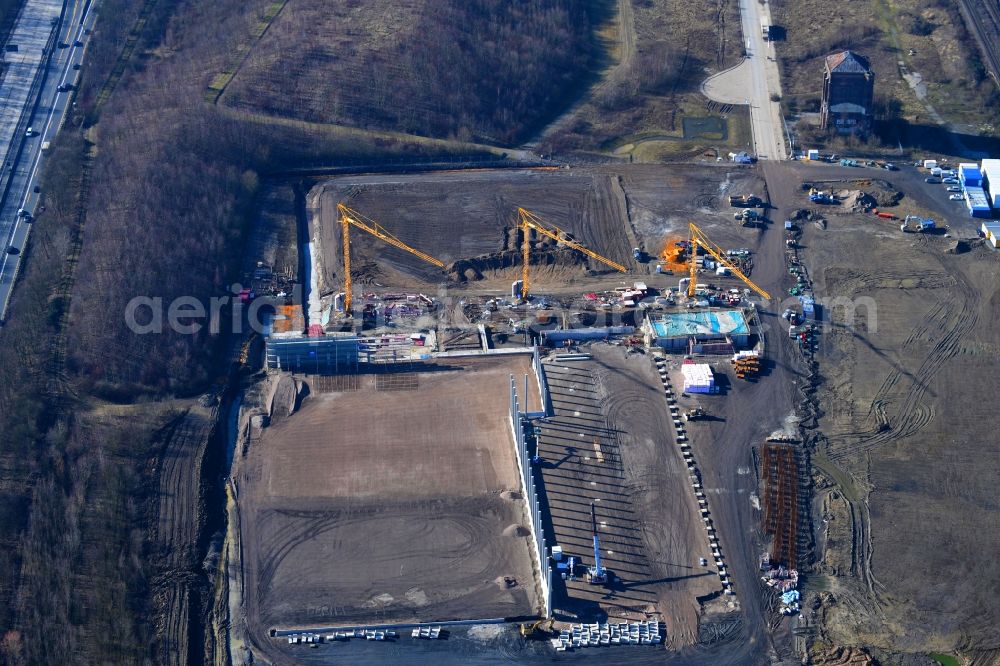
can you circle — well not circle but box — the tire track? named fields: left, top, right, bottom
left=826, top=271, right=977, bottom=463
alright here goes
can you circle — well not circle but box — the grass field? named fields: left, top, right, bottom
left=772, top=0, right=1000, bottom=148
left=538, top=0, right=751, bottom=160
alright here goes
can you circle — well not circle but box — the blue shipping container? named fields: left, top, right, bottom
left=965, top=186, right=992, bottom=218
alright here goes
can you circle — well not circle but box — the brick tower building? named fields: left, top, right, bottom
left=820, top=51, right=874, bottom=134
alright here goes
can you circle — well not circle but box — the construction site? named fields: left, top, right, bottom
left=223, top=152, right=1000, bottom=665
left=220, top=162, right=823, bottom=665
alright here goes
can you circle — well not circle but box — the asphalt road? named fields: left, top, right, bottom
left=0, top=0, right=96, bottom=320
left=738, top=0, right=786, bottom=161
left=701, top=0, right=787, bottom=161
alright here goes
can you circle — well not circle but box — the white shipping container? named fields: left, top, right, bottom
left=981, top=159, right=1000, bottom=198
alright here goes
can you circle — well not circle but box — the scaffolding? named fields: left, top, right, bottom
left=761, top=442, right=799, bottom=568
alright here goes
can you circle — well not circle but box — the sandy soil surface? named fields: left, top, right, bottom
left=239, top=356, right=543, bottom=650
left=309, top=168, right=636, bottom=293
left=766, top=160, right=1000, bottom=661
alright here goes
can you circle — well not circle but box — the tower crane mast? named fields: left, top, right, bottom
left=687, top=222, right=770, bottom=300
left=337, top=204, right=445, bottom=313
left=517, top=207, right=626, bottom=300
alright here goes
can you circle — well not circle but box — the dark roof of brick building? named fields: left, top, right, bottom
left=825, top=50, right=871, bottom=75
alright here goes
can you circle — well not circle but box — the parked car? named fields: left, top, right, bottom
left=947, top=186, right=962, bottom=192
left=942, top=177, right=959, bottom=184
left=925, top=177, right=940, bottom=184
left=949, top=194, right=964, bottom=201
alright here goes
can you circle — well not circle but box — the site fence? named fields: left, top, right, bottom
left=509, top=374, right=552, bottom=618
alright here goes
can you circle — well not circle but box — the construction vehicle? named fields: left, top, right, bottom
left=517, top=208, right=626, bottom=301
left=808, top=188, right=835, bottom=204
left=900, top=215, right=935, bottom=234
left=729, top=194, right=762, bottom=208
left=683, top=407, right=707, bottom=421
left=337, top=204, right=445, bottom=313
left=734, top=209, right=761, bottom=227
left=587, top=502, right=608, bottom=585
left=687, top=223, right=771, bottom=300
left=519, top=618, right=554, bottom=638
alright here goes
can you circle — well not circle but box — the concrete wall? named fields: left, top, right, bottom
left=541, top=326, right=634, bottom=345
left=532, top=347, right=551, bottom=417
left=509, top=375, right=552, bottom=618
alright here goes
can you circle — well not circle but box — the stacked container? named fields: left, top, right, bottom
left=982, top=159, right=1000, bottom=208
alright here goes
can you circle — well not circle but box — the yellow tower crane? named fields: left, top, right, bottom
left=337, top=203, right=445, bottom=313
left=687, top=222, right=770, bottom=300
left=517, top=207, right=627, bottom=300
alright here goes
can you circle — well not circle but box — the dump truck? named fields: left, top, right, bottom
left=729, top=194, right=762, bottom=207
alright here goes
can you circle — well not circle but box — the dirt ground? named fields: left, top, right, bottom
left=238, top=356, right=543, bottom=641
left=307, top=165, right=766, bottom=297
left=536, top=346, right=723, bottom=647
left=766, top=160, right=1000, bottom=662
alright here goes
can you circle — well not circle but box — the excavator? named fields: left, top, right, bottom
left=519, top=618, right=554, bottom=638
left=517, top=207, right=626, bottom=301
left=337, top=203, right=445, bottom=314
left=687, top=222, right=770, bottom=300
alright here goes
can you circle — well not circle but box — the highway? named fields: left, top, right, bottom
left=0, top=0, right=96, bottom=320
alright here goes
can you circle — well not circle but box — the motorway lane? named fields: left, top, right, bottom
left=0, top=0, right=96, bottom=319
